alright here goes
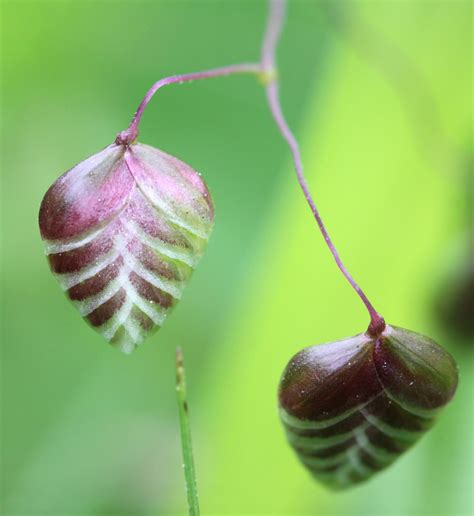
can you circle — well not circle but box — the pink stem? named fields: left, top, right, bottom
left=116, top=63, right=262, bottom=145
left=116, top=0, right=385, bottom=336
left=261, top=0, right=385, bottom=335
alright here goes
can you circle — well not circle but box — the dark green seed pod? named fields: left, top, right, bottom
left=278, top=325, right=458, bottom=490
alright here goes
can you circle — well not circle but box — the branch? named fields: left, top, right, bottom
left=117, top=63, right=261, bottom=145
left=119, top=0, right=385, bottom=336
left=260, top=0, right=385, bottom=336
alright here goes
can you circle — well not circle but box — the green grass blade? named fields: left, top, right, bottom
left=175, top=347, right=200, bottom=516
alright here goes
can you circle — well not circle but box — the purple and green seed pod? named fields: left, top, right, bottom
left=278, top=325, right=458, bottom=489
left=39, top=142, right=214, bottom=354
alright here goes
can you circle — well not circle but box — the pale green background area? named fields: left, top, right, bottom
left=1, top=1, right=472, bottom=515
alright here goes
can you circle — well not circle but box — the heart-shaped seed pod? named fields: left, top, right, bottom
left=39, top=142, right=214, bottom=353
left=278, top=325, right=458, bottom=489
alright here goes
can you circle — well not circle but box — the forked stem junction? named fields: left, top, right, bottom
left=118, top=0, right=385, bottom=337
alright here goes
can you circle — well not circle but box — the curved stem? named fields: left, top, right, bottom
left=116, top=63, right=262, bottom=145
left=261, top=0, right=385, bottom=336
left=118, top=0, right=385, bottom=336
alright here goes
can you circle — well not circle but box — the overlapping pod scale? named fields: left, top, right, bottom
left=39, top=142, right=214, bottom=353
left=278, top=325, right=458, bottom=489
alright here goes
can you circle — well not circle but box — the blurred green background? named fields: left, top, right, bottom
left=1, top=1, right=472, bottom=515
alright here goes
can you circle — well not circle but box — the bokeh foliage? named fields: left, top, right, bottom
left=1, top=1, right=472, bottom=515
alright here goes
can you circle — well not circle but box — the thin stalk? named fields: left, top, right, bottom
left=175, top=347, right=200, bottom=516
left=117, top=0, right=385, bottom=336
left=260, top=0, right=385, bottom=336
left=116, top=63, right=261, bottom=145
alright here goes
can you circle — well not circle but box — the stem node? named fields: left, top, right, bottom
left=258, top=67, right=277, bottom=86
left=367, top=314, right=387, bottom=338
left=115, top=128, right=137, bottom=146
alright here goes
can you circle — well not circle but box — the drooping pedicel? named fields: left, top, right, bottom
left=39, top=142, right=214, bottom=353
left=278, top=325, right=458, bottom=489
